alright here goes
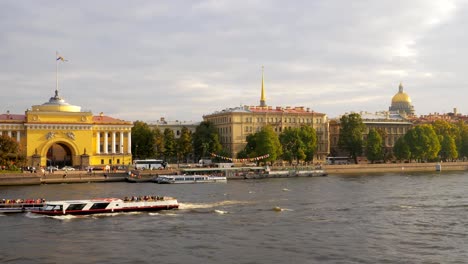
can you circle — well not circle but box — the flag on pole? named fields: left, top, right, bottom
left=56, top=53, right=68, bottom=62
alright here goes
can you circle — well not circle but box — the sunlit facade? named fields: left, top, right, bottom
left=0, top=90, right=133, bottom=168
left=203, top=68, right=329, bottom=160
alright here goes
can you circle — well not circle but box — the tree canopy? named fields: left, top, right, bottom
left=131, top=121, right=156, bottom=159
left=366, top=128, right=383, bottom=163
left=338, top=113, right=366, bottom=163
left=192, top=121, right=222, bottom=160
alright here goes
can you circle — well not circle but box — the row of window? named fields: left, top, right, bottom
left=246, top=117, right=325, bottom=124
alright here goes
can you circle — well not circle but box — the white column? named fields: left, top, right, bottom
left=127, top=132, right=132, bottom=153
left=7, top=131, right=12, bottom=137
left=120, top=131, right=124, bottom=153
left=96, top=132, right=101, bottom=154
left=104, top=132, right=108, bottom=154
left=112, top=132, right=116, bottom=153
left=16, top=131, right=20, bottom=142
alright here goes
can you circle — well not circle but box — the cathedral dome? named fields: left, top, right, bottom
left=389, top=83, right=414, bottom=116
left=391, top=83, right=411, bottom=103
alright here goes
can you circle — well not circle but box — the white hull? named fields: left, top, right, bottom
left=155, top=175, right=227, bottom=184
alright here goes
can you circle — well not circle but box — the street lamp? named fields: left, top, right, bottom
left=121, top=144, right=124, bottom=169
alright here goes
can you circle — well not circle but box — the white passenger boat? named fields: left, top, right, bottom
left=31, top=196, right=178, bottom=216
left=154, top=175, right=227, bottom=184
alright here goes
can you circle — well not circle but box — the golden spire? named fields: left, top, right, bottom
left=260, top=66, right=266, bottom=107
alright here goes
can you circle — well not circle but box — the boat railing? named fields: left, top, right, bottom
left=122, top=195, right=172, bottom=202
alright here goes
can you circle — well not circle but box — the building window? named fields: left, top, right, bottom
left=101, top=159, right=104, bottom=165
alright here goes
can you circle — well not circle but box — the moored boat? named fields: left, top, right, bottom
left=31, top=196, right=178, bottom=216
left=154, top=175, right=227, bottom=184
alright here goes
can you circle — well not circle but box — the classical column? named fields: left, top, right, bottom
left=16, top=131, right=20, bottom=142
left=112, top=132, right=116, bottom=153
left=127, top=132, right=132, bottom=153
left=96, top=132, right=101, bottom=154
left=120, top=131, right=124, bottom=153
left=7, top=131, right=12, bottom=137
left=104, top=132, right=108, bottom=154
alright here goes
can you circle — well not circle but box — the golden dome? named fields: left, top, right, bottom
left=391, top=83, right=411, bottom=103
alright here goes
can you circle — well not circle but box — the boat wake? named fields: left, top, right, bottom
left=179, top=200, right=253, bottom=210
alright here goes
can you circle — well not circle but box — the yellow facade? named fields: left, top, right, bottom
left=204, top=106, right=329, bottom=160
left=0, top=90, right=133, bottom=168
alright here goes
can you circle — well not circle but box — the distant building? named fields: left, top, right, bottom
left=203, top=67, right=329, bottom=160
left=415, top=108, right=468, bottom=124
left=148, top=117, right=199, bottom=138
left=389, top=83, right=415, bottom=116
left=329, top=111, right=413, bottom=159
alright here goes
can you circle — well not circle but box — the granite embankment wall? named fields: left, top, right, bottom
left=323, top=162, right=468, bottom=174
left=1, top=163, right=467, bottom=186
left=0, top=169, right=177, bottom=186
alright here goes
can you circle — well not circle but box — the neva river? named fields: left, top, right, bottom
left=1, top=171, right=468, bottom=264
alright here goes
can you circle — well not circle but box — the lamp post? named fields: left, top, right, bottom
left=121, top=144, right=124, bottom=170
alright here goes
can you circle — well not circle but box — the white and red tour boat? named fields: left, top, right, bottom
left=31, top=196, right=178, bottom=216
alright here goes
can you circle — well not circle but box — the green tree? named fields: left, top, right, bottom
left=366, top=128, right=383, bottom=163
left=0, top=135, right=23, bottom=169
left=177, top=127, right=193, bottom=163
left=131, top=121, right=156, bottom=159
left=393, top=136, right=411, bottom=162
left=439, top=135, right=458, bottom=161
left=405, top=125, right=440, bottom=161
left=300, top=125, right=318, bottom=162
left=279, top=126, right=317, bottom=164
left=255, top=125, right=282, bottom=164
left=338, top=113, right=366, bottom=164
left=280, top=127, right=304, bottom=164
left=153, top=128, right=164, bottom=159
left=459, top=123, right=468, bottom=158
left=432, top=120, right=460, bottom=160
left=239, top=133, right=257, bottom=158
left=192, top=121, right=222, bottom=160
left=163, top=128, right=176, bottom=162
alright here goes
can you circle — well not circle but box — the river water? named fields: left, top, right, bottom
left=1, top=171, right=468, bottom=264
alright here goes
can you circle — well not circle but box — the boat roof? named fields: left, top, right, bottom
left=44, top=198, right=122, bottom=204
left=181, top=167, right=265, bottom=172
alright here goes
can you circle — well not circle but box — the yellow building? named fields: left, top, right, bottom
left=0, top=90, right=133, bottom=168
left=203, top=68, right=329, bottom=160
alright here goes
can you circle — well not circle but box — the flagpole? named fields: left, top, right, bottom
left=56, top=51, right=59, bottom=92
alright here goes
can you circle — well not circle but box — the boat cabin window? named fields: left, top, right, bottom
left=90, top=203, right=110, bottom=210
left=67, top=204, right=87, bottom=211
left=45, top=205, right=62, bottom=211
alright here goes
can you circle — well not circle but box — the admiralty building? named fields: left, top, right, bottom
left=0, top=90, right=133, bottom=168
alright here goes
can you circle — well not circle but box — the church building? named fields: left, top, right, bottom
left=389, top=83, right=415, bottom=116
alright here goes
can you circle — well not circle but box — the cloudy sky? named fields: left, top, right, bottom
left=1, top=0, right=466, bottom=122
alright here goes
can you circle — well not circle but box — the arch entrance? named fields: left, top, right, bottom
left=46, top=142, right=73, bottom=168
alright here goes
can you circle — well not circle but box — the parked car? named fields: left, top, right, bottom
left=46, top=166, right=59, bottom=171
left=61, top=166, right=75, bottom=171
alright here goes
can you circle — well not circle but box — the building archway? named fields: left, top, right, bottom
left=46, top=142, right=74, bottom=167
